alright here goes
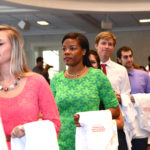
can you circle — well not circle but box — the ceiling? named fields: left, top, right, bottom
left=1, top=0, right=150, bottom=36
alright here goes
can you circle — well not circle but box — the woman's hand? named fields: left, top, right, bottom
left=109, top=105, right=120, bottom=119
left=73, top=114, right=81, bottom=127
left=11, top=125, right=25, bottom=138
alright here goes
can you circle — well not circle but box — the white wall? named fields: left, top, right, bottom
left=86, top=30, right=150, bottom=67
left=23, top=30, right=150, bottom=71
left=24, top=34, right=64, bottom=70
left=114, top=30, right=150, bottom=66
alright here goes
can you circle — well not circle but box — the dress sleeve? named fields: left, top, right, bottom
left=38, top=75, right=61, bottom=136
left=98, top=72, right=119, bottom=109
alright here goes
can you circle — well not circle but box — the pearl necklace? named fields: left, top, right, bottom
left=0, top=77, right=20, bottom=92
left=66, top=66, right=86, bottom=78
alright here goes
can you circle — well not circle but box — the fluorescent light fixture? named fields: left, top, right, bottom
left=139, top=19, right=150, bottom=23
left=0, top=5, right=38, bottom=13
left=37, top=21, right=49, bottom=25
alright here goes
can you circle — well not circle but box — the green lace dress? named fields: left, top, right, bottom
left=51, top=67, right=119, bottom=150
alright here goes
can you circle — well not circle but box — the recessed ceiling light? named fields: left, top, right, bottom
left=37, top=21, right=49, bottom=25
left=139, top=19, right=150, bottom=23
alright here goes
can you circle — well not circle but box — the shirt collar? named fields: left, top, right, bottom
left=128, top=68, right=134, bottom=76
left=100, top=58, right=111, bottom=66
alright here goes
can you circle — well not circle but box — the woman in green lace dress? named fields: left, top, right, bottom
left=50, top=32, right=120, bottom=150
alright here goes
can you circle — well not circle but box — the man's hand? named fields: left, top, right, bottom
left=43, top=64, right=53, bottom=74
left=45, top=64, right=51, bottom=70
left=130, top=95, right=135, bottom=102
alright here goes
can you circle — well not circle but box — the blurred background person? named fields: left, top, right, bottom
left=133, top=62, right=140, bottom=69
left=0, top=25, right=61, bottom=150
left=51, top=32, right=120, bottom=150
left=139, top=66, right=147, bottom=72
left=146, top=56, right=150, bottom=75
left=32, top=56, right=53, bottom=84
left=88, top=49, right=101, bottom=69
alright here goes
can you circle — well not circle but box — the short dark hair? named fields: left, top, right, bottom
left=117, top=46, right=133, bottom=59
left=62, top=32, right=91, bottom=67
left=36, top=56, right=43, bottom=63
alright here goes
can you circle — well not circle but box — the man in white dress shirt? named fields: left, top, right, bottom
left=146, top=56, right=150, bottom=75
left=95, top=31, right=131, bottom=150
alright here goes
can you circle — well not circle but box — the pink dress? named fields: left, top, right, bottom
left=0, top=73, right=61, bottom=150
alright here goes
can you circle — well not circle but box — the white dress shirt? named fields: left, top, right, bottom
left=146, top=65, right=150, bottom=76
left=100, top=59, right=131, bottom=94
left=101, top=59, right=132, bottom=150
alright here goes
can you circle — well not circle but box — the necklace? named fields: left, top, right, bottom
left=66, top=66, right=86, bottom=78
left=0, top=77, right=20, bottom=92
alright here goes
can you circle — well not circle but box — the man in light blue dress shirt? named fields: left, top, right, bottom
left=117, top=46, right=150, bottom=150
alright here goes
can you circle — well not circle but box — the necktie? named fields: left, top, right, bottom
left=101, top=64, right=107, bottom=75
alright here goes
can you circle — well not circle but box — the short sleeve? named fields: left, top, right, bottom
left=97, top=72, right=119, bottom=109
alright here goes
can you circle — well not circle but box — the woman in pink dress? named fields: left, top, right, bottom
left=0, top=25, right=61, bottom=149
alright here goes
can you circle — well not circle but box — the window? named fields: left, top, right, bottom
left=43, top=50, right=59, bottom=79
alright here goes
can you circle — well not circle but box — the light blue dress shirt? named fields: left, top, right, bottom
left=128, top=69, right=150, bottom=94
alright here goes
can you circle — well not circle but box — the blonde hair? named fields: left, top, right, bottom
left=0, top=25, right=29, bottom=77
left=95, top=31, right=116, bottom=46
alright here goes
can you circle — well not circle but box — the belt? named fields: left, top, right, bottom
left=6, top=136, right=11, bottom=142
